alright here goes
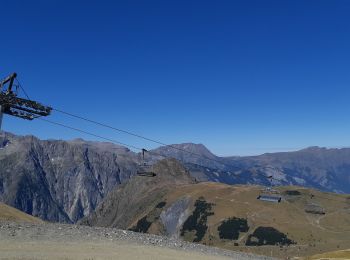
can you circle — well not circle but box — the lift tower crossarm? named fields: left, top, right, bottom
left=0, top=72, right=17, bottom=93
left=0, top=72, right=52, bottom=130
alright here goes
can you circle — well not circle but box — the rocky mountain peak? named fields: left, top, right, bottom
left=150, top=143, right=225, bottom=170
left=151, top=158, right=196, bottom=185
left=155, top=143, right=215, bottom=158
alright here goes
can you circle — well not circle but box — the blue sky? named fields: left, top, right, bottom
left=1, top=0, right=350, bottom=156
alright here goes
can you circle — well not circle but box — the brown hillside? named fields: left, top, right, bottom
left=0, top=202, right=43, bottom=223
left=82, top=173, right=350, bottom=259
left=162, top=183, right=350, bottom=258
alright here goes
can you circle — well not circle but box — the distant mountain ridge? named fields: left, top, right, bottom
left=153, top=144, right=350, bottom=193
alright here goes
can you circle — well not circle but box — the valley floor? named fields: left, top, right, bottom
left=0, top=221, right=276, bottom=260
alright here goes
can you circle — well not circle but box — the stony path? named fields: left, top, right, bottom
left=0, top=221, right=278, bottom=260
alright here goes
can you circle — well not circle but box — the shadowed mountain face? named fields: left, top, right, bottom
left=152, top=144, right=350, bottom=193
left=0, top=132, right=139, bottom=223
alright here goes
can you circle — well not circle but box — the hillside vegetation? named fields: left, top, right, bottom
left=82, top=160, right=350, bottom=259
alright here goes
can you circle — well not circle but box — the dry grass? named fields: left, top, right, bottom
left=151, top=183, right=350, bottom=259
left=0, top=203, right=43, bottom=223
left=307, top=249, right=350, bottom=260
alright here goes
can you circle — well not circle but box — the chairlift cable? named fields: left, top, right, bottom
left=18, top=77, right=278, bottom=181
left=18, top=81, right=350, bottom=197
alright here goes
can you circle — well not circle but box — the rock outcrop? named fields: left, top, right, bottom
left=0, top=132, right=138, bottom=222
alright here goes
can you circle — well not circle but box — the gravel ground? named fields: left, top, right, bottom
left=0, top=221, right=278, bottom=260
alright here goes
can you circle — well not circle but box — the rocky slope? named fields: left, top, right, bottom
left=0, top=132, right=139, bottom=223
left=80, top=158, right=195, bottom=228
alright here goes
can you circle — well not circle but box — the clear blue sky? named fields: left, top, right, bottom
left=1, top=0, right=350, bottom=156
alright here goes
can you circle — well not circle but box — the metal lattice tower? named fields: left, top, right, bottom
left=0, top=73, right=52, bottom=130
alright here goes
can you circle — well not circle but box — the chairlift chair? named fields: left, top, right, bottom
left=136, top=149, right=156, bottom=177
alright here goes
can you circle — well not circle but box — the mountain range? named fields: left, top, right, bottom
left=152, top=144, right=350, bottom=193
left=0, top=131, right=350, bottom=225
